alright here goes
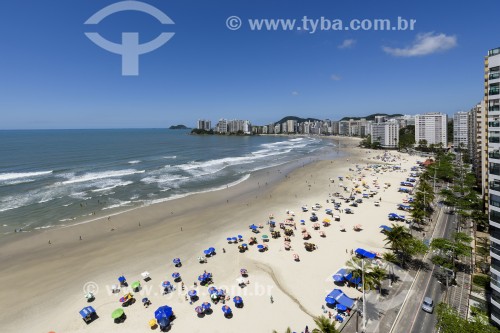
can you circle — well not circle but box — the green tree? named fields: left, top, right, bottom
left=312, top=315, right=340, bottom=333
left=436, top=303, right=500, bottom=333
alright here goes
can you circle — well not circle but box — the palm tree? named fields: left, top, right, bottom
left=384, top=224, right=411, bottom=254
left=369, top=266, right=387, bottom=294
left=382, top=252, right=398, bottom=284
left=312, top=315, right=340, bottom=333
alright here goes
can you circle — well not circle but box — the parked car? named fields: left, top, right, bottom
left=421, top=297, right=434, bottom=313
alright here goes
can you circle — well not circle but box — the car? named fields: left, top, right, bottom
left=421, top=297, right=434, bottom=313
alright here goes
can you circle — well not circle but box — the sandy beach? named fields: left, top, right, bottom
left=0, top=137, right=422, bottom=333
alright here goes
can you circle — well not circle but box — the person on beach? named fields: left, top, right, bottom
left=270, top=295, right=274, bottom=303
left=79, top=236, right=82, bottom=240
left=223, top=248, right=226, bottom=253
left=48, top=240, right=51, bottom=245
left=181, top=282, right=185, bottom=290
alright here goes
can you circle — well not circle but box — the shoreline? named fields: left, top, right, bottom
left=2, top=136, right=420, bottom=333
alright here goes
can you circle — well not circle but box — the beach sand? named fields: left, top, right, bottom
left=0, top=137, right=422, bottom=333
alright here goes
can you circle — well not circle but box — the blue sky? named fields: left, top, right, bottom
left=0, top=0, right=498, bottom=129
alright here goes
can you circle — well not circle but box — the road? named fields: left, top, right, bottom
left=390, top=204, right=456, bottom=333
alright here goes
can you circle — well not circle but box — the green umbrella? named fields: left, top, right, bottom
left=262, top=235, right=269, bottom=239
left=131, top=281, right=141, bottom=290
left=111, top=308, right=124, bottom=319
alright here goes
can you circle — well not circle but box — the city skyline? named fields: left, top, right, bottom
left=1, top=0, right=499, bottom=129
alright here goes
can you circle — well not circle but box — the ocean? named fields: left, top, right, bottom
left=0, top=129, right=337, bottom=235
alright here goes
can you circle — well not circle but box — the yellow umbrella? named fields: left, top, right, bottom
left=149, top=319, right=157, bottom=328
left=323, top=218, right=331, bottom=223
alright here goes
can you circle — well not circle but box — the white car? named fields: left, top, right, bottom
left=421, top=297, right=434, bottom=313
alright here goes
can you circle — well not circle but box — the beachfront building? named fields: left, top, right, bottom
left=197, top=119, right=211, bottom=131
left=227, top=120, right=252, bottom=134
left=286, top=119, right=297, bottom=134
left=331, top=121, right=340, bottom=135
left=415, top=112, right=448, bottom=147
left=215, top=119, right=228, bottom=133
left=472, top=102, right=488, bottom=201
left=488, top=46, right=500, bottom=327
left=370, top=120, right=399, bottom=149
left=453, top=111, right=469, bottom=150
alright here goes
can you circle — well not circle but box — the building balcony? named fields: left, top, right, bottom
left=491, top=106, right=500, bottom=112
left=491, top=89, right=500, bottom=96
left=491, top=122, right=500, bottom=128
left=490, top=137, right=500, bottom=143
left=491, top=73, right=500, bottom=80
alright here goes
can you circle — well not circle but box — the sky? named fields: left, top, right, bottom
left=0, top=0, right=499, bottom=129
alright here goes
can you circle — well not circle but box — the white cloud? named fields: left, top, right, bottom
left=338, top=39, right=356, bottom=49
left=330, top=74, right=342, bottom=81
left=382, top=32, right=457, bottom=57
left=291, top=91, right=299, bottom=96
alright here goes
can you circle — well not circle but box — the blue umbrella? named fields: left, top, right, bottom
left=208, top=287, right=217, bottom=294
left=208, top=247, right=215, bottom=252
left=249, top=224, right=258, bottom=230
left=142, top=297, right=149, bottom=303
left=233, top=296, right=243, bottom=304
left=195, top=306, right=204, bottom=314
left=162, top=281, right=171, bottom=288
left=222, top=305, right=232, bottom=314
left=173, top=258, right=181, bottom=265
left=241, top=243, right=247, bottom=247
left=155, top=305, right=173, bottom=321
left=238, top=235, right=243, bottom=239
left=217, top=289, right=225, bottom=296
left=226, top=237, right=232, bottom=242
left=202, top=302, right=211, bottom=310
left=231, top=237, right=237, bottom=242
left=198, top=275, right=205, bottom=282
left=158, top=317, right=169, bottom=328
left=203, top=249, right=210, bottom=255
left=257, top=244, right=264, bottom=250
left=118, top=276, right=126, bottom=283
left=188, top=290, right=197, bottom=297
left=172, top=272, right=180, bottom=279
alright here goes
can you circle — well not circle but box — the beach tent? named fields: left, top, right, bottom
left=79, top=306, right=96, bottom=322
left=380, top=225, right=392, bottom=232
left=345, top=272, right=362, bottom=285
left=325, top=289, right=355, bottom=309
left=332, top=268, right=348, bottom=282
left=355, top=248, right=376, bottom=259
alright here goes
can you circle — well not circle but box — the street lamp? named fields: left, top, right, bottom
left=351, top=258, right=367, bottom=333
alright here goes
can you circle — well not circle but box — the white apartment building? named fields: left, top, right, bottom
left=197, top=119, right=211, bottom=131
left=487, top=46, right=500, bottom=327
left=370, top=121, right=399, bottom=148
left=415, top=112, right=448, bottom=146
left=453, top=111, right=469, bottom=149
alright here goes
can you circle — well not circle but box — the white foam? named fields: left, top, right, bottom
left=103, top=200, right=132, bottom=210
left=128, top=160, right=141, bottom=164
left=60, top=169, right=145, bottom=185
left=0, top=171, right=52, bottom=182
left=163, top=155, right=177, bottom=159
left=91, top=181, right=133, bottom=192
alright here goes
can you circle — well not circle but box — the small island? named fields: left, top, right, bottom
left=169, top=124, right=190, bottom=130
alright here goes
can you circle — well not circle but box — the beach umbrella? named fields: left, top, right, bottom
left=172, top=272, right=180, bottom=279
left=154, top=305, right=173, bottom=321
left=188, top=290, right=197, bottom=297
left=85, top=292, right=94, bottom=300
left=208, top=247, right=215, bottom=254
left=241, top=243, right=247, bottom=247
left=157, top=317, right=169, bottom=328
left=222, top=305, right=232, bottom=314
left=238, top=235, right=243, bottom=240
left=111, top=308, right=124, bottom=319
left=217, top=289, right=225, bottom=296
left=257, top=244, right=264, bottom=250
left=231, top=237, right=237, bottom=242
left=240, top=268, right=248, bottom=275
left=208, top=286, right=217, bottom=294
left=233, top=296, right=243, bottom=304
left=236, top=277, right=246, bottom=285
left=198, top=274, right=205, bottom=282
left=148, top=319, right=157, bottom=328
left=249, top=224, right=258, bottom=230
left=211, top=293, right=218, bottom=300
left=119, top=296, right=127, bottom=303
left=203, top=249, right=210, bottom=255
left=131, top=281, right=141, bottom=290
left=262, top=235, right=269, bottom=240
left=118, top=275, right=126, bottom=283
left=202, top=302, right=211, bottom=310
left=195, top=306, right=204, bottom=314
left=142, top=297, right=149, bottom=304
left=162, top=281, right=171, bottom=288
left=173, top=258, right=181, bottom=265
left=226, top=237, right=232, bottom=242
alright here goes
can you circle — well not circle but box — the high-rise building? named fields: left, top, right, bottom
left=370, top=120, right=399, bottom=149
left=215, top=119, right=227, bottom=133
left=415, top=112, right=448, bottom=146
left=197, top=119, right=211, bottom=131
left=453, top=111, right=469, bottom=150
left=487, top=46, right=500, bottom=327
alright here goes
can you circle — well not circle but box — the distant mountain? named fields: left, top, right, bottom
left=169, top=124, right=190, bottom=129
left=274, top=116, right=322, bottom=125
left=339, top=113, right=404, bottom=121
